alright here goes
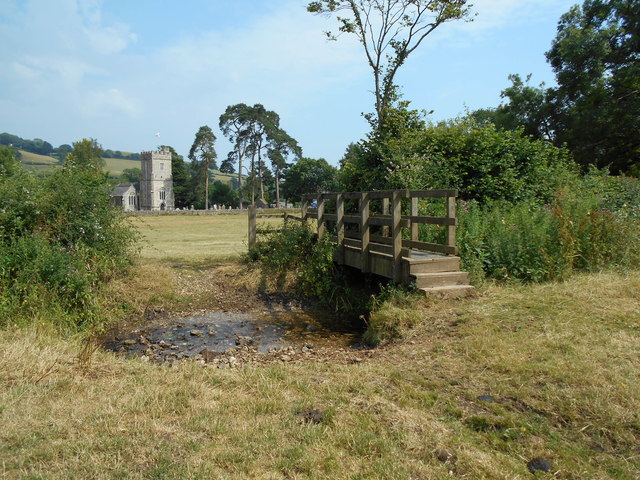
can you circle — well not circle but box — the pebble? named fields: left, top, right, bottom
left=190, top=329, right=205, bottom=338
left=477, top=395, right=495, bottom=403
left=296, top=409, right=324, bottom=424
left=123, top=339, right=137, bottom=346
left=435, top=449, right=456, bottom=464
left=281, top=355, right=292, bottom=362
left=527, top=457, right=551, bottom=474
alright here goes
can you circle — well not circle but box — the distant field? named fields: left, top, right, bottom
left=18, top=150, right=59, bottom=170
left=131, top=214, right=282, bottom=260
left=17, top=151, right=237, bottom=183
left=104, top=157, right=141, bottom=176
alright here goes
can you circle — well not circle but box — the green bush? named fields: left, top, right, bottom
left=248, top=221, right=355, bottom=311
left=340, top=114, right=577, bottom=205
left=0, top=146, right=139, bottom=329
left=455, top=183, right=640, bottom=283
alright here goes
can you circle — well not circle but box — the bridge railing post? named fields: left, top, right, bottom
left=411, top=194, right=419, bottom=241
left=446, top=193, right=456, bottom=249
left=317, top=194, right=326, bottom=238
left=360, top=192, right=370, bottom=273
left=391, top=190, right=403, bottom=283
left=301, top=196, right=309, bottom=223
left=336, top=193, right=345, bottom=264
left=382, top=197, right=390, bottom=238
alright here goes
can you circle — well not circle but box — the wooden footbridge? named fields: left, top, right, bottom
left=249, top=189, right=474, bottom=297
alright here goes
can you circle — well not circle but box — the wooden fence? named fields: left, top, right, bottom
left=248, top=189, right=458, bottom=284
left=247, top=207, right=304, bottom=251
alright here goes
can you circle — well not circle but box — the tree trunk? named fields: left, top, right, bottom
left=257, top=139, right=265, bottom=202
left=204, top=160, right=209, bottom=210
left=275, top=168, right=280, bottom=208
left=250, top=150, right=256, bottom=205
left=237, top=149, right=243, bottom=209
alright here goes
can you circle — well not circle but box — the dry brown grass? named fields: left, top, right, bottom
left=1, top=269, right=639, bottom=479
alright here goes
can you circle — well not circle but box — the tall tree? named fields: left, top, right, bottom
left=249, top=106, right=282, bottom=204
left=161, top=145, right=192, bottom=208
left=220, top=104, right=287, bottom=206
left=546, top=0, right=639, bottom=173
left=268, top=128, right=302, bottom=207
left=220, top=104, right=254, bottom=208
left=282, top=157, right=338, bottom=202
left=307, top=0, right=471, bottom=126
left=471, top=74, right=555, bottom=141
left=66, top=138, right=105, bottom=172
left=188, top=126, right=217, bottom=210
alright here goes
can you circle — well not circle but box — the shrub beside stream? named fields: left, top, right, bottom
left=0, top=146, right=139, bottom=330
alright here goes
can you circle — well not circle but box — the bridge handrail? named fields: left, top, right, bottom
left=248, top=189, right=457, bottom=283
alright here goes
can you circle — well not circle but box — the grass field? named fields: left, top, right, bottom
left=131, top=214, right=283, bottom=260
left=1, top=214, right=639, bottom=479
left=18, top=150, right=59, bottom=170
left=2, top=270, right=639, bottom=479
left=103, top=157, right=141, bottom=176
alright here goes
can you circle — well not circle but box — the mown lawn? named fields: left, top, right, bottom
left=1, top=265, right=639, bottom=479
left=129, top=213, right=284, bottom=260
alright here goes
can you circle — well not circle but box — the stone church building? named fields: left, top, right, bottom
left=110, top=147, right=174, bottom=211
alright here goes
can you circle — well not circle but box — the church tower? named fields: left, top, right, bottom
left=140, top=147, right=174, bottom=210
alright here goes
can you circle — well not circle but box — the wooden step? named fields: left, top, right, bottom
left=419, top=285, right=476, bottom=298
left=406, top=255, right=460, bottom=274
left=412, top=271, right=469, bottom=288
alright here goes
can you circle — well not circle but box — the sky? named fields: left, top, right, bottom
left=0, top=0, right=578, bottom=166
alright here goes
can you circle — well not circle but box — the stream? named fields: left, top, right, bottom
left=103, top=310, right=363, bottom=366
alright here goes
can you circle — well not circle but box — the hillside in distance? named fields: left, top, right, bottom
left=17, top=150, right=238, bottom=184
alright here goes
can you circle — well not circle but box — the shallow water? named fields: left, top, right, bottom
left=103, top=310, right=361, bottom=362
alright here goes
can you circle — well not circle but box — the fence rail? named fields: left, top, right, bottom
left=248, top=189, right=457, bottom=283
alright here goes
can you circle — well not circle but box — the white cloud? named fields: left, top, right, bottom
left=78, top=0, right=137, bottom=54
left=82, top=88, right=140, bottom=117
left=16, top=55, right=100, bottom=90
left=154, top=2, right=362, bottom=90
left=84, top=24, right=137, bottom=55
